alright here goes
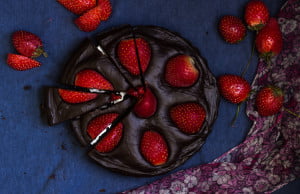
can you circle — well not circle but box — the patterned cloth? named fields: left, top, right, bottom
left=123, top=0, right=300, bottom=193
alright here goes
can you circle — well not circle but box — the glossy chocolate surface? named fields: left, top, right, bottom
left=44, top=25, right=220, bottom=176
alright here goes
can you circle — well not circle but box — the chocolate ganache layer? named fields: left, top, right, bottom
left=43, top=25, right=220, bottom=176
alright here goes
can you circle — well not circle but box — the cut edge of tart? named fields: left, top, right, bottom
left=42, top=25, right=220, bottom=176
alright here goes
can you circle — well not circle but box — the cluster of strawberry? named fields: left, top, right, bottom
left=6, top=0, right=112, bottom=71
left=219, top=0, right=282, bottom=60
left=217, top=0, right=295, bottom=123
left=217, top=75, right=284, bottom=119
left=57, top=0, right=112, bottom=32
left=6, top=31, right=47, bottom=71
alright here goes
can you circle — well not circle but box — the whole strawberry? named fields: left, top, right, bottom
left=133, top=86, right=157, bottom=118
left=255, top=18, right=283, bottom=59
left=164, top=55, right=199, bottom=87
left=256, top=86, right=284, bottom=116
left=244, top=0, right=270, bottom=30
left=7, top=53, right=41, bottom=71
left=57, top=0, right=96, bottom=15
left=218, top=74, right=251, bottom=104
left=219, top=15, right=247, bottom=44
left=12, top=31, right=47, bottom=58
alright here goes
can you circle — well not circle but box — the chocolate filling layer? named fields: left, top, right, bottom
left=43, top=25, right=220, bottom=176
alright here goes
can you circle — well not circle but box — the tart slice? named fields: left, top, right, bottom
left=43, top=40, right=132, bottom=125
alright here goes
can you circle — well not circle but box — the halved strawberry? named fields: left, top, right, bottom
left=97, top=0, right=112, bottom=21
left=57, top=0, right=96, bottom=15
left=12, top=31, right=47, bottom=58
left=217, top=74, right=251, bottom=104
left=58, top=69, right=113, bottom=103
left=7, top=53, right=41, bottom=71
left=74, top=0, right=112, bottom=32
left=170, top=102, right=206, bottom=134
left=164, top=55, right=199, bottom=87
left=140, top=130, right=169, bottom=166
left=244, top=0, right=270, bottom=30
left=117, top=38, right=151, bottom=76
left=87, top=113, right=123, bottom=152
left=74, top=6, right=102, bottom=32
left=255, top=86, right=284, bottom=116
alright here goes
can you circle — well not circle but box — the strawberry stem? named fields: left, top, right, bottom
left=33, top=47, right=48, bottom=58
left=261, top=52, right=274, bottom=68
left=241, top=37, right=256, bottom=78
left=230, top=103, right=241, bottom=127
left=43, top=51, right=48, bottom=58
left=284, top=107, right=300, bottom=118
left=266, top=54, right=271, bottom=68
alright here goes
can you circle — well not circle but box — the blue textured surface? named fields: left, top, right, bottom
left=0, top=0, right=299, bottom=193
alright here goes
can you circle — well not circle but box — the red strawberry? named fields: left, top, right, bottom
left=74, top=0, right=112, bottom=32
left=218, top=15, right=247, bottom=44
left=164, top=55, right=199, bottom=87
left=127, top=85, right=145, bottom=99
left=255, top=18, right=283, bottom=59
left=170, top=102, right=206, bottom=134
left=57, top=0, right=96, bottom=15
left=74, top=6, right=102, bottom=32
left=87, top=113, right=123, bottom=152
left=6, top=53, right=41, bottom=71
left=244, top=0, right=270, bottom=30
left=12, top=31, right=47, bottom=58
left=97, top=0, right=112, bottom=21
left=140, top=130, right=169, bottom=166
left=218, top=74, right=251, bottom=104
left=117, top=38, right=151, bottom=76
left=133, top=86, right=157, bottom=118
left=255, top=86, right=284, bottom=116
left=58, top=69, right=113, bottom=103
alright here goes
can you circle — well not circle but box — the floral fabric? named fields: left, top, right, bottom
left=123, top=0, right=300, bottom=193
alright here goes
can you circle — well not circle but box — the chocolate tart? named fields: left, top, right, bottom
left=43, top=25, right=220, bottom=176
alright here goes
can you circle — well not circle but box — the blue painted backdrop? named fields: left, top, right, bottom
left=0, top=0, right=299, bottom=193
